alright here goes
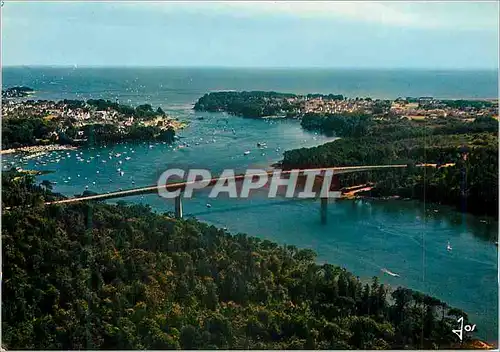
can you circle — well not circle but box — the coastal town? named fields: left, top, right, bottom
left=1, top=89, right=187, bottom=152
left=194, top=91, right=499, bottom=121
left=302, top=96, right=498, bottom=119
left=3, top=88, right=498, bottom=154
left=1, top=96, right=185, bottom=132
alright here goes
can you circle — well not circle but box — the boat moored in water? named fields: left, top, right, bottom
left=381, top=268, right=400, bottom=277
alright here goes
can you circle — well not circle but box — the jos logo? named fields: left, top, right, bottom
left=452, top=316, right=476, bottom=341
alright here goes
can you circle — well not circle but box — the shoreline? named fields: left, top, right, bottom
left=0, top=120, right=187, bottom=156
left=1, top=144, right=79, bottom=155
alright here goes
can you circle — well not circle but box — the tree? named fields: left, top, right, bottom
left=40, top=180, right=53, bottom=192
left=156, top=107, right=165, bottom=115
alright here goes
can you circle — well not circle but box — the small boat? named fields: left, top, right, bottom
left=120, top=171, right=125, bottom=176
left=381, top=268, right=400, bottom=277
left=125, top=157, right=131, bottom=160
left=206, top=203, right=212, bottom=208
left=447, top=241, right=452, bottom=251
left=257, top=142, right=267, bottom=148
left=244, top=151, right=250, bottom=155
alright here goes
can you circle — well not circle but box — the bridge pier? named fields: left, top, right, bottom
left=320, top=197, right=328, bottom=225
left=174, top=195, right=183, bottom=219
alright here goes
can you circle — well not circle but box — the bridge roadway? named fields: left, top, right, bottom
left=45, top=164, right=420, bottom=206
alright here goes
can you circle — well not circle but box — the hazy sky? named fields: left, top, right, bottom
left=2, top=1, right=499, bottom=69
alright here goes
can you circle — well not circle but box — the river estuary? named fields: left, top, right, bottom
left=2, top=67, right=498, bottom=342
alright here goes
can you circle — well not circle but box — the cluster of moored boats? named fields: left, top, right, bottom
left=4, top=145, right=143, bottom=189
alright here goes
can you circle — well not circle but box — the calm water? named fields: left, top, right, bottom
left=2, top=67, right=498, bottom=342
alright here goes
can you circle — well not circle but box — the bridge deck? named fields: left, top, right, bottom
left=44, top=164, right=432, bottom=205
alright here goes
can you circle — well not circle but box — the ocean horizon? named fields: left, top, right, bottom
left=2, top=66, right=498, bottom=102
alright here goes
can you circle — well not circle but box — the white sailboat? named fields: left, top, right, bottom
left=447, top=241, right=452, bottom=251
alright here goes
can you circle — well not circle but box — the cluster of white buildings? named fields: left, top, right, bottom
left=2, top=100, right=140, bottom=128
left=390, top=100, right=498, bottom=120
left=301, top=97, right=375, bottom=114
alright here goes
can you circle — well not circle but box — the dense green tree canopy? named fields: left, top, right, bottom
left=283, top=116, right=498, bottom=217
left=1, top=173, right=476, bottom=349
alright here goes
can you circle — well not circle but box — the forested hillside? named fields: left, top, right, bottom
left=283, top=115, right=499, bottom=217
left=194, top=91, right=299, bottom=117
left=1, top=172, right=476, bottom=349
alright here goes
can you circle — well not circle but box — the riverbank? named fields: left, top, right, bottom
left=142, top=116, right=189, bottom=130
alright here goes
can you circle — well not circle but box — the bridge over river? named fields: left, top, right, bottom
left=43, top=164, right=449, bottom=224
